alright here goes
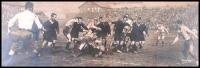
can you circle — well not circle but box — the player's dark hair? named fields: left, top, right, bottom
left=99, top=17, right=103, bottom=19
left=78, top=17, right=83, bottom=19
left=176, top=20, right=182, bottom=25
left=138, top=17, right=141, bottom=20
left=25, top=2, right=33, bottom=9
left=51, top=13, right=57, bottom=17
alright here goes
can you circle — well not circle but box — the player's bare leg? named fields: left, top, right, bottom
left=52, top=40, right=56, bottom=48
left=180, top=40, right=197, bottom=64
left=131, top=41, right=139, bottom=53
left=114, top=41, right=121, bottom=53
left=126, top=41, right=131, bottom=52
left=156, top=36, right=161, bottom=46
left=98, top=45, right=105, bottom=58
left=130, top=41, right=135, bottom=53
left=42, top=40, right=47, bottom=48
left=161, top=35, right=165, bottom=47
left=120, top=41, right=125, bottom=52
left=139, top=41, right=145, bottom=49
left=188, top=42, right=198, bottom=65
left=135, top=42, right=140, bottom=53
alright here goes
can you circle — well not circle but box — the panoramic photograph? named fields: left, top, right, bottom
left=1, top=1, right=199, bottom=66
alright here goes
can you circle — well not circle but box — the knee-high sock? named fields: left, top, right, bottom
left=161, top=40, right=164, bottom=46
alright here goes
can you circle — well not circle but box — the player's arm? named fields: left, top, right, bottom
left=142, top=26, right=147, bottom=36
left=81, top=23, right=89, bottom=31
left=155, top=30, right=158, bottom=34
left=164, top=27, right=169, bottom=34
left=35, top=16, right=43, bottom=29
left=8, top=14, right=18, bottom=33
left=144, top=25, right=148, bottom=36
left=65, top=19, right=75, bottom=28
left=155, top=27, right=159, bottom=34
left=93, top=23, right=102, bottom=31
left=56, top=21, right=59, bottom=34
left=143, top=31, right=147, bottom=37
left=171, top=34, right=179, bottom=45
left=185, top=26, right=198, bottom=39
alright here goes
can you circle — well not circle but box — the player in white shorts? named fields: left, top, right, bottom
left=155, top=23, right=169, bottom=46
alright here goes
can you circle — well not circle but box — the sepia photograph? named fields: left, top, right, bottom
left=1, top=1, right=199, bottom=67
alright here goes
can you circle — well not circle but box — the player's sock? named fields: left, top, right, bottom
left=161, top=41, right=164, bottom=46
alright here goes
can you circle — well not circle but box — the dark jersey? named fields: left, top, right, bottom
left=112, top=20, right=130, bottom=41
left=43, top=20, right=59, bottom=41
left=130, top=23, right=146, bottom=41
left=112, top=20, right=130, bottom=35
left=96, top=22, right=111, bottom=38
left=70, top=22, right=88, bottom=38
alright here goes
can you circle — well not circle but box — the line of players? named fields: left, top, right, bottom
left=62, top=15, right=150, bottom=57
left=61, top=15, right=198, bottom=65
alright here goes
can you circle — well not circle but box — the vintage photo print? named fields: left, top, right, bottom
left=1, top=1, right=199, bottom=67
